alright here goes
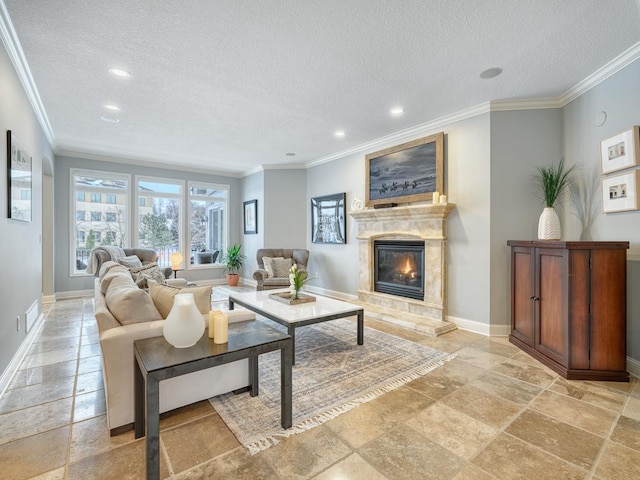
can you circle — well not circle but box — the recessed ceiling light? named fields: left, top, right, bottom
left=285, top=152, right=296, bottom=156
left=109, top=68, right=131, bottom=78
left=479, top=67, right=503, bottom=79
left=334, top=130, right=346, bottom=138
left=390, top=107, right=404, bottom=116
left=103, top=104, right=121, bottom=112
left=100, top=115, right=120, bottom=123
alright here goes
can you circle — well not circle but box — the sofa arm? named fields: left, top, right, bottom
left=252, top=269, right=268, bottom=291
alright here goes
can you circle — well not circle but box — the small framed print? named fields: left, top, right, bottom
left=243, top=199, right=257, bottom=234
left=600, top=126, right=639, bottom=174
left=602, top=170, right=640, bottom=213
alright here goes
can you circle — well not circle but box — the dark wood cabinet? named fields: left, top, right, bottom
left=507, top=240, right=629, bottom=381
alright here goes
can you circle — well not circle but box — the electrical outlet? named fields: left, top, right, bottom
left=16, top=316, right=20, bottom=331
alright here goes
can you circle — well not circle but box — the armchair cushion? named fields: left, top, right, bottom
left=272, top=257, right=293, bottom=277
left=262, top=256, right=283, bottom=278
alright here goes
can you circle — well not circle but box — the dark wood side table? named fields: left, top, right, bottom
left=134, top=321, right=292, bottom=480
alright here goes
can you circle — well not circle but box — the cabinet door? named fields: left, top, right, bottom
left=535, top=248, right=569, bottom=366
left=511, top=247, right=534, bottom=346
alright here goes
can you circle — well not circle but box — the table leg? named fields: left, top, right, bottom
left=146, top=377, right=160, bottom=480
left=357, top=310, right=364, bottom=345
left=288, top=325, right=296, bottom=365
left=281, top=340, right=293, bottom=429
left=228, top=299, right=235, bottom=311
left=249, top=355, right=259, bottom=397
left=134, top=358, right=144, bottom=439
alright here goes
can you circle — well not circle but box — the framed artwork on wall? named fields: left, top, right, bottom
left=602, top=170, right=640, bottom=213
left=311, top=193, right=346, bottom=244
left=600, top=126, right=639, bottom=174
left=365, top=132, right=444, bottom=207
left=243, top=199, right=257, bottom=234
left=6, top=130, right=32, bottom=222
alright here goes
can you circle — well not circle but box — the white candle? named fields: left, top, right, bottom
left=432, top=191, right=440, bottom=204
left=213, top=313, right=228, bottom=344
left=208, top=310, right=222, bottom=338
left=440, top=194, right=447, bottom=205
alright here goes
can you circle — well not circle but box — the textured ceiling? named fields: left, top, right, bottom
left=4, top=1, right=640, bottom=175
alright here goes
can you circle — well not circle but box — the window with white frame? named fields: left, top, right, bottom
left=71, top=170, right=129, bottom=274
left=136, top=177, right=182, bottom=267
left=188, top=182, right=228, bottom=266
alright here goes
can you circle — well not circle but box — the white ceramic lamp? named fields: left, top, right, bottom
left=163, top=293, right=205, bottom=348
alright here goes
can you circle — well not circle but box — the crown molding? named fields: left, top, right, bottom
left=490, top=98, right=561, bottom=111
left=306, top=102, right=491, bottom=169
left=559, top=41, right=640, bottom=106
left=0, top=1, right=55, bottom=146
left=56, top=144, right=244, bottom=178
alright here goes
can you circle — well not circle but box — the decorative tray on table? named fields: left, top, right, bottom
left=268, top=292, right=316, bottom=305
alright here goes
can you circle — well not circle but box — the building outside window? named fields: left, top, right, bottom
left=72, top=169, right=129, bottom=274
left=188, top=182, right=228, bottom=266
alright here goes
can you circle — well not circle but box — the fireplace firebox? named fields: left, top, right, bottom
left=374, top=240, right=425, bottom=300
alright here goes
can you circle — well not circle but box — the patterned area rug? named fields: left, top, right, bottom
left=209, top=318, right=454, bottom=454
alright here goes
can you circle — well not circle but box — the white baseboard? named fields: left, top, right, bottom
left=55, top=289, right=93, bottom=300
left=42, top=294, right=56, bottom=304
left=627, top=356, right=640, bottom=379
left=0, top=312, right=46, bottom=398
left=306, top=285, right=358, bottom=302
left=446, top=315, right=510, bottom=337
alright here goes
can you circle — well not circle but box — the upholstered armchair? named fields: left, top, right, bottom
left=252, top=248, right=309, bottom=291
left=88, top=247, right=173, bottom=279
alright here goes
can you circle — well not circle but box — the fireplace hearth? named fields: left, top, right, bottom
left=374, top=240, right=424, bottom=300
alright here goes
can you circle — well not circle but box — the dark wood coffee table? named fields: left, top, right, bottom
left=133, top=321, right=292, bottom=480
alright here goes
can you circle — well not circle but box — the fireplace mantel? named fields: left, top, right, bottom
left=349, top=203, right=456, bottom=336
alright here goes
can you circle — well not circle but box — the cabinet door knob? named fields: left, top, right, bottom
left=529, top=295, right=535, bottom=300
left=533, top=296, right=540, bottom=301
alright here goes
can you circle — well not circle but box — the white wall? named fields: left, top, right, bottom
left=240, top=170, right=264, bottom=276
left=263, top=168, right=307, bottom=249
left=0, top=42, right=54, bottom=374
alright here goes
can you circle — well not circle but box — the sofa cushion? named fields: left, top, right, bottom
left=100, top=265, right=133, bottom=295
left=105, top=276, right=163, bottom=325
left=98, top=261, right=124, bottom=281
left=129, top=262, right=165, bottom=288
left=117, top=255, right=143, bottom=269
left=149, top=281, right=212, bottom=318
left=272, top=257, right=293, bottom=278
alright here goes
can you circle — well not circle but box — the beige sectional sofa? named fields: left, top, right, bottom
left=95, top=261, right=255, bottom=434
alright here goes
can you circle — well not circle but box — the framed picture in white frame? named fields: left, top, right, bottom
left=600, top=126, right=639, bottom=174
left=602, top=170, right=640, bottom=213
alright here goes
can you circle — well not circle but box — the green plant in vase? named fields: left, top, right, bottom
left=534, top=158, right=575, bottom=240
left=222, top=244, right=246, bottom=286
left=289, top=264, right=310, bottom=299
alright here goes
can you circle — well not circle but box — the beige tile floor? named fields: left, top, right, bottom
left=1, top=295, right=639, bottom=479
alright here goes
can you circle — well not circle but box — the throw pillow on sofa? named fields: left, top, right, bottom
left=117, top=255, right=143, bottom=269
left=149, top=281, right=212, bottom=318
left=105, top=276, right=163, bottom=325
left=130, top=263, right=165, bottom=288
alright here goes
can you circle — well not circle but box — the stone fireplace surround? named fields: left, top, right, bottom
left=349, top=203, right=456, bottom=336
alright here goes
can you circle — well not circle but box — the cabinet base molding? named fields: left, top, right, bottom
left=509, top=335, right=629, bottom=382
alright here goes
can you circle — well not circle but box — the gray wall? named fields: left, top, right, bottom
left=489, top=109, right=564, bottom=331
left=562, top=57, right=640, bottom=360
left=240, top=170, right=265, bottom=276
left=54, top=155, right=243, bottom=293
left=0, top=42, right=54, bottom=374
left=263, top=168, right=307, bottom=248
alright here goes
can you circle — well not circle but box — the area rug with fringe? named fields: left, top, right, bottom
left=209, top=317, right=454, bottom=454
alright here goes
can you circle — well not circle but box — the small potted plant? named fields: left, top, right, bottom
left=535, top=158, right=575, bottom=240
left=222, top=244, right=246, bottom=286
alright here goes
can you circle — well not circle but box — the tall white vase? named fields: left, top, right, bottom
left=537, top=207, right=561, bottom=240
left=163, top=293, right=205, bottom=348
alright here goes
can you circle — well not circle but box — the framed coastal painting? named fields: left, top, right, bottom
left=311, top=193, right=346, bottom=244
left=602, top=170, right=640, bottom=213
left=600, top=126, right=639, bottom=174
left=6, top=130, right=32, bottom=222
left=365, top=132, right=444, bottom=207
left=243, top=199, right=257, bottom=234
